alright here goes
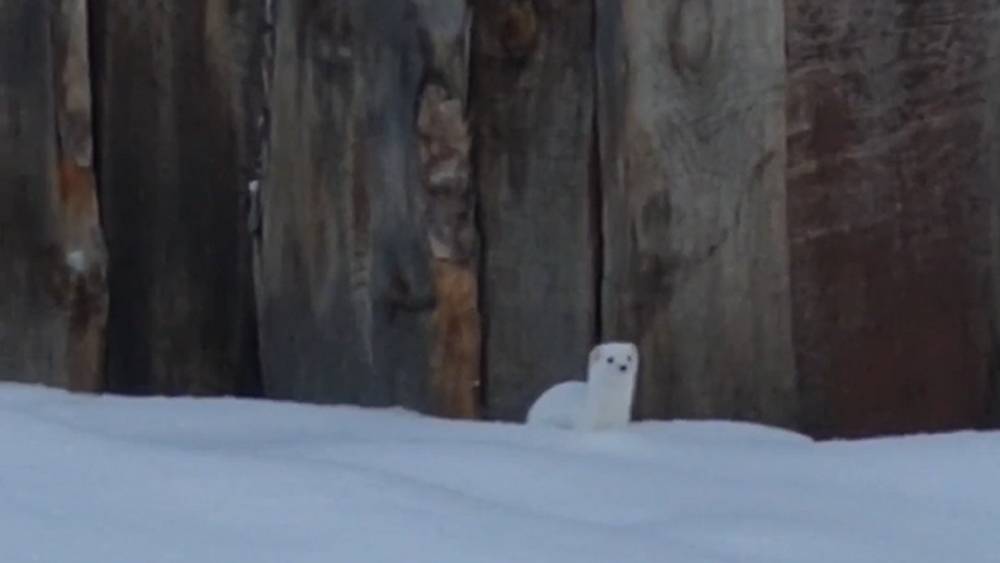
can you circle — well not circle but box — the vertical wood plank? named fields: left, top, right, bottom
left=598, top=0, right=796, bottom=425
left=93, top=0, right=262, bottom=395
left=414, top=0, right=480, bottom=418
left=52, top=0, right=108, bottom=391
left=787, top=1, right=995, bottom=437
left=472, top=0, right=598, bottom=420
left=259, top=0, right=372, bottom=404
left=0, top=1, right=107, bottom=391
left=986, top=4, right=1000, bottom=427
left=261, top=0, right=474, bottom=413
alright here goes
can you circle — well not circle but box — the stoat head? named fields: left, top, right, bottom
left=587, top=341, right=639, bottom=382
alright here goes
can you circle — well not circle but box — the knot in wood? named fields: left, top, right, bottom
left=498, top=0, right=538, bottom=60
left=669, top=0, right=714, bottom=75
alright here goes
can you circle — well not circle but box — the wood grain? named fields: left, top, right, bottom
left=259, top=0, right=476, bottom=412
left=472, top=0, right=599, bottom=420
left=415, top=1, right=480, bottom=418
left=598, top=0, right=797, bottom=425
left=0, top=0, right=107, bottom=391
left=787, top=0, right=996, bottom=437
left=93, top=0, right=262, bottom=395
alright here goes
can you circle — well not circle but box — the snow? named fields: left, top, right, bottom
left=64, top=249, right=87, bottom=273
left=0, top=383, right=997, bottom=563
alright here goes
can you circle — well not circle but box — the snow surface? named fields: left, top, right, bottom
left=0, top=383, right=997, bottom=563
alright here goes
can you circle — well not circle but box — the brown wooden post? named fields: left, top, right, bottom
left=92, top=0, right=262, bottom=395
left=0, top=0, right=107, bottom=391
left=472, top=0, right=600, bottom=420
left=786, top=0, right=996, bottom=437
left=259, top=0, right=478, bottom=415
left=414, top=0, right=481, bottom=418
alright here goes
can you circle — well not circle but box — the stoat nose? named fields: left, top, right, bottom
left=618, top=364, right=628, bottom=373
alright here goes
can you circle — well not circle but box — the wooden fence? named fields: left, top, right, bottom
left=1, top=0, right=998, bottom=438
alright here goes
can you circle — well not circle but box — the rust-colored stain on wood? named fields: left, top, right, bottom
left=429, top=260, right=480, bottom=418
left=417, top=62, right=479, bottom=418
left=494, top=0, right=538, bottom=60
left=786, top=1, right=993, bottom=437
left=51, top=1, right=107, bottom=394
left=0, top=0, right=108, bottom=394
left=57, top=158, right=96, bottom=217
left=54, top=158, right=107, bottom=393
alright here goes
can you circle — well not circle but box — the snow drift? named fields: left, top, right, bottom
left=0, top=383, right=996, bottom=562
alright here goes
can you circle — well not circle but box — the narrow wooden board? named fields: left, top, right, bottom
left=93, top=0, right=262, bottom=395
left=472, top=0, right=599, bottom=420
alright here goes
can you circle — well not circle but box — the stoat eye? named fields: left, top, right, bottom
left=607, top=357, right=614, bottom=365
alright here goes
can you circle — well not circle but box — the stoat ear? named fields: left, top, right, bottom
left=589, top=347, right=602, bottom=367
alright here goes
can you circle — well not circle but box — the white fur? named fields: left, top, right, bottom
left=65, top=249, right=87, bottom=273
left=525, top=381, right=586, bottom=429
left=525, top=342, right=639, bottom=432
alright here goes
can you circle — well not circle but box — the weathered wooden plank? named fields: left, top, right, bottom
left=598, top=0, right=796, bottom=425
left=414, top=1, right=480, bottom=418
left=0, top=1, right=107, bottom=391
left=259, top=0, right=371, bottom=405
left=472, top=0, right=599, bottom=420
left=787, top=1, right=996, bottom=437
left=260, top=0, right=475, bottom=414
left=52, top=0, right=108, bottom=392
left=92, top=1, right=262, bottom=395
left=986, top=6, right=1000, bottom=427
